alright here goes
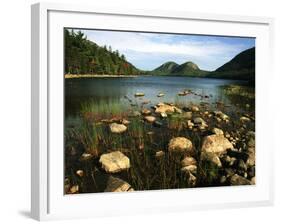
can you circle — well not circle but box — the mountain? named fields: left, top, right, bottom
left=152, top=61, right=179, bottom=75
left=64, top=29, right=141, bottom=75
left=151, top=61, right=208, bottom=76
left=208, top=47, right=255, bottom=81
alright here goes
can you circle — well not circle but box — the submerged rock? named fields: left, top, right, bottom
left=160, top=112, right=168, bottom=118
left=105, top=176, right=133, bottom=192
left=99, top=151, right=130, bottom=173
left=157, top=93, right=165, bottom=97
left=134, top=92, right=145, bottom=97
left=168, top=137, right=193, bottom=155
left=144, top=116, right=156, bottom=123
left=214, top=111, right=229, bottom=121
left=230, top=174, right=251, bottom=185
left=109, top=123, right=127, bottom=134
left=182, top=112, right=193, bottom=119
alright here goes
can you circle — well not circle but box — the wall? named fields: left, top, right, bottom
left=0, top=0, right=279, bottom=223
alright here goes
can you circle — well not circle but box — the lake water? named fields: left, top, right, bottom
left=65, top=76, right=254, bottom=121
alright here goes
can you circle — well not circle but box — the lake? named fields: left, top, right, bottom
left=65, top=76, right=254, bottom=123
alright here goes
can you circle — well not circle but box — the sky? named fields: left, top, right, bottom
left=74, top=29, right=255, bottom=71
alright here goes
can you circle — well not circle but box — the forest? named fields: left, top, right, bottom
left=64, top=29, right=141, bottom=75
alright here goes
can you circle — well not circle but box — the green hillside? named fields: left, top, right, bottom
left=64, top=29, right=141, bottom=75
left=208, top=47, right=255, bottom=81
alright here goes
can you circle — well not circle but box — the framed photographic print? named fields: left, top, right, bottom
left=31, top=2, right=274, bottom=221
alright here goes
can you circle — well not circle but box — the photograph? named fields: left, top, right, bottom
left=64, top=28, right=256, bottom=194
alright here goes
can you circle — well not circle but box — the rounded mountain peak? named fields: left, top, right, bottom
left=181, top=61, right=199, bottom=70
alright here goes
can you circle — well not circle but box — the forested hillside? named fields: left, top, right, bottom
left=64, top=29, right=140, bottom=75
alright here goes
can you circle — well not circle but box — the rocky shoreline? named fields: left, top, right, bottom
left=64, top=90, right=255, bottom=194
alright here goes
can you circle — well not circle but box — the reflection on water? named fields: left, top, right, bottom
left=65, top=76, right=254, bottom=120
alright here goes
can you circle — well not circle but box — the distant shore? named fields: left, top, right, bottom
left=65, top=74, right=139, bottom=79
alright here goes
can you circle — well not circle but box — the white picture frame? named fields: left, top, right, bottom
left=31, top=2, right=274, bottom=221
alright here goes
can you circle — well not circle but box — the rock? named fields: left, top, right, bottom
left=104, top=176, right=133, bottom=192
left=193, top=117, right=206, bottom=124
left=155, top=150, right=165, bottom=158
left=121, top=119, right=130, bottom=125
left=230, top=174, right=251, bottom=185
left=201, top=134, right=233, bottom=156
left=155, top=104, right=180, bottom=114
left=157, top=93, right=165, bottom=97
left=144, top=116, right=156, bottom=123
left=246, top=150, right=255, bottom=167
left=174, top=107, right=182, bottom=114
left=182, top=112, right=193, bottom=119
left=134, top=92, right=145, bottom=97
left=181, top=165, right=197, bottom=175
left=79, top=153, right=94, bottom=161
left=214, top=111, right=229, bottom=121
left=99, top=151, right=130, bottom=173
left=212, top=127, right=224, bottom=135
left=237, top=159, right=247, bottom=171
left=160, top=112, right=168, bottom=118
left=109, top=123, right=127, bottom=134
left=69, top=185, right=79, bottom=194
left=248, top=166, right=255, bottom=178
left=168, top=137, right=193, bottom=155
left=202, top=153, right=222, bottom=167
left=240, top=116, right=251, bottom=122
left=181, top=156, right=197, bottom=167
left=191, top=106, right=200, bottom=112
left=187, top=172, right=197, bottom=187
left=220, top=176, right=227, bottom=184
left=225, top=168, right=235, bottom=178
left=187, top=120, right=194, bottom=129
left=247, top=138, right=255, bottom=148
left=251, top=177, right=256, bottom=185
left=76, top=170, right=84, bottom=177
left=142, top=108, right=151, bottom=115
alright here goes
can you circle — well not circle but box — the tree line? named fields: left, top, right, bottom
left=64, top=29, right=140, bottom=75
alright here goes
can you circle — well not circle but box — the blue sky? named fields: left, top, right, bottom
left=75, top=29, right=255, bottom=71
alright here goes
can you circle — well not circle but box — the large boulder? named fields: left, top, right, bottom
left=168, top=137, right=193, bottom=155
left=104, top=176, right=134, bottom=192
left=99, top=151, right=130, bottom=173
left=109, top=123, right=127, bottom=134
left=201, top=134, right=233, bottom=156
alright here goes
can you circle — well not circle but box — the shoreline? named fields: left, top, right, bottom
left=65, top=74, right=139, bottom=79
